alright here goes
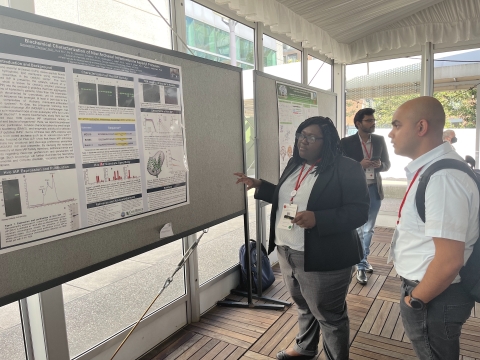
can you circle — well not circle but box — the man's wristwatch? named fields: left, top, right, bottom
left=408, top=290, right=426, bottom=310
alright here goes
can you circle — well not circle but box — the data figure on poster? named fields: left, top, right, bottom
left=24, top=172, right=76, bottom=209
left=73, top=69, right=135, bottom=114
left=276, top=82, right=319, bottom=174
left=146, top=150, right=165, bottom=178
left=82, top=159, right=143, bottom=225
left=81, top=124, right=137, bottom=149
left=139, top=78, right=181, bottom=110
left=141, top=111, right=182, bottom=135
left=2, top=179, right=22, bottom=217
left=0, top=166, right=80, bottom=249
left=69, top=203, right=80, bottom=230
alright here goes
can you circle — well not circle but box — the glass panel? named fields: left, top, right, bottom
left=346, top=56, right=421, bottom=210
left=0, top=302, right=26, bottom=360
left=185, top=0, right=254, bottom=69
left=308, top=55, right=332, bottom=91
left=263, top=34, right=302, bottom=83
left=433, top=49, right=480, bottom=163
left=64, top=239, right=185, bottom=358
left=198, top=188, right=257, bottom=285
left=34, top=0, right=172, bottom=50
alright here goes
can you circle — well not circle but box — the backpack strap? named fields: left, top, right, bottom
left=416, top=159, right=478, bottom=223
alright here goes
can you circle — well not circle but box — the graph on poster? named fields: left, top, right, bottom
left=23, top=173, right=76, bottom=209
left=83, top=164, right=140, bottom=185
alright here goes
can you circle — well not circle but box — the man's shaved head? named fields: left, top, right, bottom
left=394, top=96, right=445, bottom=135
left=389, top=96, right=446, bottom=159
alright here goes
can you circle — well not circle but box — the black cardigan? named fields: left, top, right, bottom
left=255, top=155, right=369, bottom=271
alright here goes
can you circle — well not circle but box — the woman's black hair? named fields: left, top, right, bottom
left=292, top=116, right=343, bottom=175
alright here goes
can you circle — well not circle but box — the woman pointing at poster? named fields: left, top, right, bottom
left=235, top=116, right=369, bottom=360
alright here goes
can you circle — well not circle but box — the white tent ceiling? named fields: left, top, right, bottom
left=215, top=0, right=480, bottom=64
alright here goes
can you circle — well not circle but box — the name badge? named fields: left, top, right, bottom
left=365, top=166, right=375, bottom=180
left=278, top=203, right=298, bottom=230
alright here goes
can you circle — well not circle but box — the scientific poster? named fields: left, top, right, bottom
left=276, top=82, right=319, bottom=174
left=0, top=30, right=189, bottom=253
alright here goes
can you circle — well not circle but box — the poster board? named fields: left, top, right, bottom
left=253, top=71, right=337, bottom=184
left=0, top=7, right=246, bottom=305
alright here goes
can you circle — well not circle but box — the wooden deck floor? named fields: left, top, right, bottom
left=144, top=227, right=480, bottom=360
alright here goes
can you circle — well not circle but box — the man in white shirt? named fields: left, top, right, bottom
left=389, top=96, right=478, bottom=360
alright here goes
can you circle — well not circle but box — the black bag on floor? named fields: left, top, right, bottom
left=239, top=240, right=275, bottom=293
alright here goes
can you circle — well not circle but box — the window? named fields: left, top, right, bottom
left=34, top=0, right=172, bottom=49
left=63, top=240, right=185, bottom=357
left=308, top=55, right=332, bottom=91
left=346, top=56, right=421, bottom=179
left=433, top=49, right=480, bottom=163
left=263, top=34, right=302, bottom=83
left=0, top=302, right=26, bottom=360
left=185, top=0, right=255, bottom=69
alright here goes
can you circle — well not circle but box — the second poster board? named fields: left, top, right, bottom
left=254, top=71, right=337, bottom=184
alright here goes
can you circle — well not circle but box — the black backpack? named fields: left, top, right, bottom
left=239, top=240, right=275, bottom=293
left=415, top=158, right=480, bottom=302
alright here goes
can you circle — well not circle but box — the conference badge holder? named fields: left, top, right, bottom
left=278, top=203, right=297, bottom=230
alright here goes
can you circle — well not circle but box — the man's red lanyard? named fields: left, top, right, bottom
left=397, top=167, right=423, bottom=225
left=290, top=160, right=320, bottom=203
left=361, top=140, right=373, bottom=159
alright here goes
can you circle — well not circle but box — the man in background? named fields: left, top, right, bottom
left=341, top=108, right=391, bottom=285
left=443, top=129, right=457, bottom=150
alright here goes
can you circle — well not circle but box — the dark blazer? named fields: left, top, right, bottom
left=255, top=156, right=369, bottom=272
left=340, top=133, right=391, bottom=200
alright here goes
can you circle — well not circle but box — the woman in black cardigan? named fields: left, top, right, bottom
left=235, top=117, right=369, bottom=360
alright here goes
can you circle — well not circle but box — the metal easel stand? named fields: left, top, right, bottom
left=110, top=229, right=209, bottom=360
left=217, top=207, right=290, bottom=310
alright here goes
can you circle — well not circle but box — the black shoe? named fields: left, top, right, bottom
left=366, top=262, right=374, bottom=273
left=276, top=350, right=315, bottom=360
left=356, top=270, right=367, bottom=285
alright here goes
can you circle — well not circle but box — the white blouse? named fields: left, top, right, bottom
left=274, top=165, right=318, bottom=252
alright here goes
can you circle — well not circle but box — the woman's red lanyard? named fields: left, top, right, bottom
left=397, top=167, right=423, bottom=225
left=290, top=160, right=320, bottom=204
left=361, top=140, right=373, bottom=159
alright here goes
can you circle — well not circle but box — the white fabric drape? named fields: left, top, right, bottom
left=215, top=0, right=480, bottom=64
left=215, top=0, right=352, bottom=63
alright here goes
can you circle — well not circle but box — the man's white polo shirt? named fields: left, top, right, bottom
left=391, top=142, right=479, bottom=283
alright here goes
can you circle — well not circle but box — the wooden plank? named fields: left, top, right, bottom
left=187, top=339, right=221, bottom=360
left=358, top=274, right=379, bottom=297
left=202, top=313, right=268, bottom=334
left=260, top=313, right=298, bottom=355
left=225, top=347, right=247, bottom=360
left=190, top=320, right=257, bottom=343
left=202, top=341, right=229, bottom=360
left=213, top=343, right=238, bottom=359
left=380, top=303, right=400, bottom=339
left=391, top=313, right=405, bottom=342
left=163, top=333, right=203, bottom=360
left=268, top=320, right=299, bottom=358
left=370, top=301, right=393, bottom=335
left=187, top=324, right=252, bottom=349
left=174, top=335, right=212, bottom=360
left=241, top=350, right=274, bottom=359
left=360, top=299, right=384, bottom=333
left=200, top=317, right=261, bottom=338
left=367, top=275, right=387, bottom=299
left=250, top=313, right=293, bottom=352
left=149, top=330, right=196, bottom=360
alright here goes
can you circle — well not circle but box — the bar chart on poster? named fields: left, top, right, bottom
left=0, top=29, right=190, bottom=252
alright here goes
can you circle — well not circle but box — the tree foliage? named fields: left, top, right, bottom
left=347, top=89, right=477, bottom=129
